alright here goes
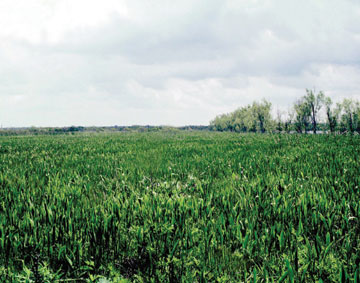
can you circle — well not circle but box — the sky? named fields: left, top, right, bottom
left=1, top=0, right=360, bottom=127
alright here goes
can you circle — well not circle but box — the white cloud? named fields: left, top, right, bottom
left=0, top=0, right=360, bottom=126
left=0, top=0, right=129, bottom=43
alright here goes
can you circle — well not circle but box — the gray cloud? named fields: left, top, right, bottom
left=0, top=0, right=360, bottom=127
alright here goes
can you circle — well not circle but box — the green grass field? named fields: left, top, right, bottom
left=0, top=132, right=359, bottom=282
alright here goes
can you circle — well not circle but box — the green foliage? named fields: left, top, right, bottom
left=210, top=89, right=360, bottom=135
left=324, top=97, right=341, bottom=133
left=0, top=132, right=359, bottom=282
left=303, top=89, right=325, bottom=134
left=339, top=98, right=360, bottom=134
left=294, top=97, right=311, bottom=133
left=210, top=99, right=274, bottom=133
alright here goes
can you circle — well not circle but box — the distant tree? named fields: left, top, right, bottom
left=209, top=94, right=359, bottom=135
left=339, top=98, right=359, bottom=134
left=210, top=114, right=230, bottom=131
left=304, top=89, right=325, bottom=134
left=210, top=99, right=274, bottom=133
left=284, top=109, right=295, bottom=133
left=294, top=98, right=311, bottom=133
left=232, top=107, right=251, bottom=132
left=276, top=109, right=284, bottom=132
left=251, top=100, right=273, bottom=133
left=324, top=97, right=341, bottom=133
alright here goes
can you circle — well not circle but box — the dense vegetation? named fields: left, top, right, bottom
left=0, top=132, right=359, bottom=282
left=210, top=90, right=360, bottom=134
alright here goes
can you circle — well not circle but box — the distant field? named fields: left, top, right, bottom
left=0, top=132, right=359, bottom=282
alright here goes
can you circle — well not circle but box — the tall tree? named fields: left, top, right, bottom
left=324, top=97, right=341, bottom=133
left=340, top=98, right=359, bottom=134
left=304, top=89, right=325, bottom=134
left=276, top=109, right=283, bottom=133
left=209, top=100, right=274, bottom=133
left=210, top=114, right=230, bottom=131
left=294, top=98, right=311, bottom=133
left=284, top=109, right=294, bottom=133
left=250, top=100, right=273, bottom=133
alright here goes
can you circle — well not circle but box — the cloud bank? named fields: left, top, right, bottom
left=1, top=0, right=360, bottom=126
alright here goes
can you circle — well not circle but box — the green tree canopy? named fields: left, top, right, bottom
left=210, top=100, right=274, bottom=133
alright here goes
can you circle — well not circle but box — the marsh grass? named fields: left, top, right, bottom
left=0, top=132, right=359, bottom=282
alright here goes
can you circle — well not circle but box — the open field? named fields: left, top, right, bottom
left=0, top=132, right=360, bottom=282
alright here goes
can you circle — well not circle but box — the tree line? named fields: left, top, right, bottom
left=210, top=89, right=360, bottom=134
left=0, top=125, right=212, bottom=136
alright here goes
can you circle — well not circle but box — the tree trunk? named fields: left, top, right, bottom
left=311, top=104, right=317, bottom=134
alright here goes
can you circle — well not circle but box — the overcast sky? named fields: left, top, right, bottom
left=1, top=0, right=360, bottom=127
